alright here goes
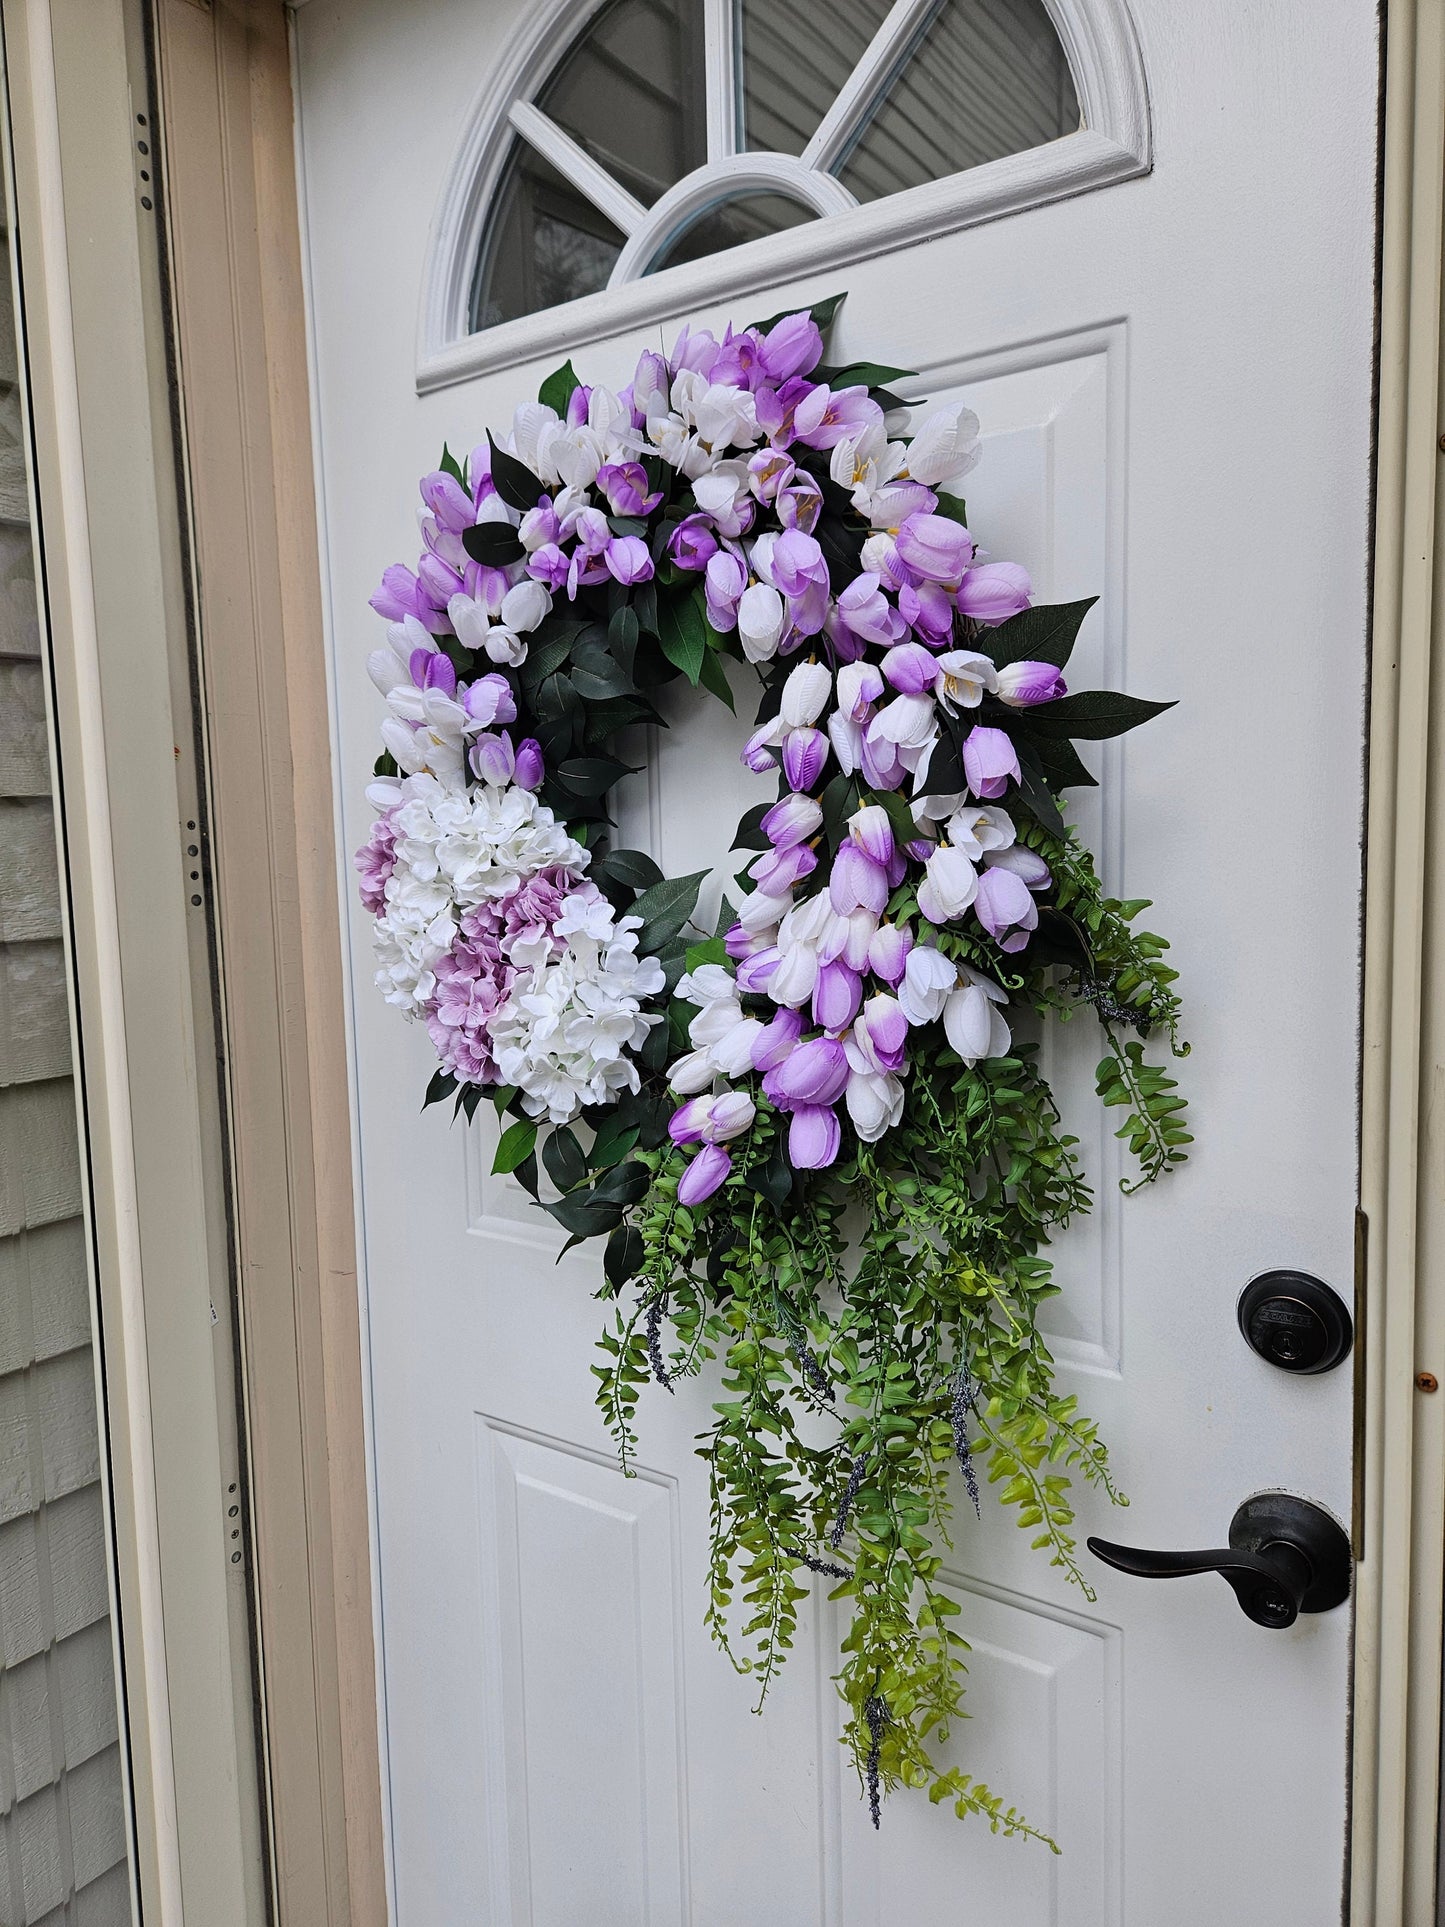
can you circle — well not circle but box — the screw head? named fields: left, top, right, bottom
left=1417, top=1371, right=1438, bottom=1393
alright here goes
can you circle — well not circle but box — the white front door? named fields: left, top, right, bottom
left=294, top=2, right=1378, bottom=1920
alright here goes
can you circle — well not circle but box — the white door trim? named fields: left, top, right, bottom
left=413, top=0, right=1152, bottom=394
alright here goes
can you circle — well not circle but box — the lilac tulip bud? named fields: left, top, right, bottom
left=512, top=738, right=545, bottom=790
left=596, top=461, right=661, bottom=518
left=868, top=921, right=913, bottom=986
left=894, top=513, right=975, bottom=585
left=417, top=553, right=465, bottom=604
left=775, top=474, right=824, bottom=534
left=632, top=349, right=670, bottom=418
left=962, top=725, right=1021, bottom=800
left=724, top=920, right=758, bottom=960
left=741, top=723, right=780, bottom=774
left=995, top=659, right=1066, bottom=706
left=758, top=311, right=824, bottom=383
left=706, top=1091, right=757, bottom=1142
left=956, top=562, right=1032, bottom=623
left=975, top=865, right=1039, bottom=953
left=762, top=794, right=823, bottom=849
left=788, top=1103, right=842, bottom=1170
left=918, top=844, right=980, bottom=924
left=667, top=515, right=719, bottom=572
left=781, top=660, right=832, bottom=728
left=985, top=845, right=1052, bottom=891
left=830, top=842, right=890, bottom=917
left=859, top=728, right=907, bottom=794
left=813, top=961, right=863, bottom=1033
left=750, top=843, right=817, bottom=893
left=370, top=564, right=430, bottom=626
left=848, top=804, right=895, bottom=867
left=751, top=1006, right=804, bottom=1072
left=677, top=1142, right=732, bottom=1205
left=736, top=946, right=781, bottom=993
left=420, top=470, right=474, bottom=533
left=857, top=992, right=909, bottom=1071
left=526, top=543, right=570, bottom=592
left=469, top=730, right=515, bottom=785
left=412, top=648, right=456, bottom=697
left=462, top=673, right=517, bottom=727
left=519, top=499, right=560, bottom=551
left=837, top=660, right=884, bottom=721
left=898, top=578, right=955, bottom=647
left=605, top=535, right=654, bottom=585
left=773, top=1036, right=850, bottom=1107
left=881, top=641, right=942, bottom=695
left=782, top=726, right=828, bottom=791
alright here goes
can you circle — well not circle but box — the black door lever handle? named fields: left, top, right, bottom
left=1086, top=1493, right=1351, bottom=1629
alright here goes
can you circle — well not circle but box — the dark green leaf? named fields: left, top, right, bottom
left=608, top=603, right=639, bottom=680
left=632, top=868, right=708, bottom=949
left=697, top=642, right=736, bottom=710
left=555, top=754, right=637, bottom=796
left=423, top=1069, right=458, bottom=1110
left=730, top=803, right=771, bottom=852
left=537, top=358, right=581, bottom=416
left=825, top=360, right=916, bottom=390
left=657, top=586, right=708, bottom=684
left=373, top=749, right=399, bottom=779
left=934, top=490, right=969, bottom=526
left=604, top=1223, right=644, bottom=1288
left=594, top=847, right=664, bottom=891
left=486, top=434, right=546, bottom=513
left=459, top=1084, right=485, bottom=1122
left=985, top=597, right=1097, bottom=671
left=590, top=1116, right=641, bottom=1171
left=818, top=770, right=857, bottom=851
left=749, top=289, right=846, bottom=335
left=685, top=935, right=727, bottom=970
left=513, top=1150, right=540, bottom=1199
left=1030, top=733, right=1098, bottom=789
left=542, top=1125, right=587, bottom=1193
left=492, top=1118, right=537, bottom=1174
left=866, top=786, right=916, bottom=848
left=1013, top=742, right=1066, bottom=834
left=1024, top=689, right=1177, bottom=740
left=439, top=443, right=467, bottom=489
left=542, top=1191, right=622, bottom=1238
left=462, top=521, right=524, bottom=566
left=592, top=1158, right=651, bottom=1207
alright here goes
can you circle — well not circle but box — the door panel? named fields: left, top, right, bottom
left=294, top=3, right=1375, bottom=1919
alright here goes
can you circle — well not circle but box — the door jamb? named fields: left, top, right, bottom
left=1353, top=0, right=1445, bottom=1918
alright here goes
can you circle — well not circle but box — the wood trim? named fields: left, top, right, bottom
left=1352, top=0, right=1445, bottom=1918
left=151, top=4, right=385, bottom=1922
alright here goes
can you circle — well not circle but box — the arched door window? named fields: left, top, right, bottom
left=471, top=0, right=1081, bottom=331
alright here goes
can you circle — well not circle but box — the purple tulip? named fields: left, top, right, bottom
left=420, top=470, right=474, bottom=534
left=770, top=529, right=829, bottom=598
left=667, top=514, right=719, bottom=572
left=417, top=552, right=465, bottom=605
left=775, top=474, right=824, bottom=534
left=412, top=648, right=456, bottom=697
left=512, top=738, right=545, bottom=790
left=793, top=384, right=884, bottom=452
left=605, top=535, right=654, bottom=584
left=677, top=1142, right=732, bottom=1205
left=880, top=642, right=938, bottom=695
left=669, top=1096, right=712, bottom=1146
left=751, top=1006, right=804, bottom=1071
left=758, top=794, right=819, bottom=851
left=788, top=1104, right=841, bottom=1169
left=898, top=579, right=956, bottom=647
left=705, top=550, right=748, bottom=632
left=370, top=564, right=435, bottom=625
left=868, top=921, right=914, bottom=986
left=859, top=728, right=907, bottom=793
left=525, top=544, right=570, bottom=592
left=995, top=659, right=1066, bottom=706
left=956, top=562, right=1032, bottom=623
left=565, top=383, right=592, bottom=427
left=736, top=946, right=782, bottom=993
left=813, top=961, right=863, bottom=1033
left=670, top=323, right=721, bottom=377
left=856, top=992, right=908, bottom=1071
left=750, top=842, right=817, bottom=893
left=962, top=726, right=1020, bottom=800
left=469, top=731, right=515, bottom=785
left=596, top=461, right=662, bottom=518
left=895, top=513, right=975, bottom=585
left=758, top=311, right=824, bottom=383
left=462, top=673, right=517, bottom=727
left=829, top=842, right=889, bottom=916
left=985, top=845, right=1052, bottom=890
left=773, top=1035, right=849, bottom=1106
left=782, top=726, right=828, bottom=791
left=974, top=864, right=1038, bottom=953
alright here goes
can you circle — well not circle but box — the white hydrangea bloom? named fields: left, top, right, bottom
left=490, top=904, right=666, bottom=1122
left=369, top=773, right=588, bottom=1011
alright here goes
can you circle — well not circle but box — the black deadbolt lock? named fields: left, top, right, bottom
left=1238, top=1270, right=1352, bottom=1375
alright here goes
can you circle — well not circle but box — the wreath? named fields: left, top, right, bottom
left=358, top=294, right=1188, bottom=1842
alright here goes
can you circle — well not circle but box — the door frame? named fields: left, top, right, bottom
left=122, top=0, right=1445, bottom=1919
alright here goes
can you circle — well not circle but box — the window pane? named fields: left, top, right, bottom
left=538, top=0, right=707, bottom=208
left=471, top=142, right=626, bottom=330
left=740, top=0, right=892, bottom=157
left=647, top=191, right=817, bottom=272
left=837, top=0, right=1080, bottom=204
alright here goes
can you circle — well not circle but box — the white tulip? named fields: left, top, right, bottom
left=870, top=690, right=937, bottom=749
left=918, top=843, right=979, bottom=924
left=707, top=1091, right=757, bottom=1141
left=898, top=944, right=958, bottom=1025
left=668, top=1048, right=716, bottom=1094
left=946, top=803, right=1015, bottom=862
left=845, top=1068, right=906, bottom=1141
left=677, top=963, right=736, bottom=1006
left=737, top=582, right=786, bottom=663
left=500, top=578, right=551, bottom=632
left=828, top=710, right=864, bottom=775
left=769, top=942, right=820, bottom=1007
left=736, top=887, right=791, bottom=935
left=943, top=979, right=1011, bottom=1065
left=781, top=660, right=832, bottom=728
left=905, top=402, right=983, bottom=490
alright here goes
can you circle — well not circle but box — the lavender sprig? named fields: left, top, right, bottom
left=830, top=1450, right=870, bottom=1549
left=798, top=1550, right=852, bottom=1581
left=950, top=1369, right=981, bottom=1517
left=864, top=1693, right=891, bottom=1829
left=645, top=1292, right=673, bottom=1392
